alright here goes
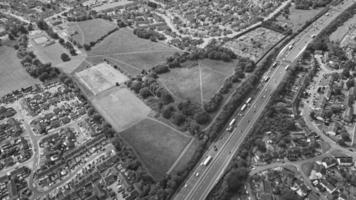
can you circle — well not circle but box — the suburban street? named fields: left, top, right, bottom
left=173, top=1, right=356, bottom=199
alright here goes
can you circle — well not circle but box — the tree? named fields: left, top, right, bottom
left=194, top=112, right=211, bottom=125
left=171, top=113, right=185, bottom=126
left=37, top=20, right=49, bottom=30
left=162, top=106, right=175, bottom=119
left=60, top=53, right=70, bottom=62
left=139, top=87, right=152, bottom=99
left=224, top=167, right=249, bottom=193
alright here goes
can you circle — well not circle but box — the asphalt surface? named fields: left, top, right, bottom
left=173, top=1, right=356, bottom=200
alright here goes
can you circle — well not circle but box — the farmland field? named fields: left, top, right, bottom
left=119, top=118, right=195, bottom=180
left=0, top=46, right=39, bottom=97
left=224, top=27, right=284, bottom=62
left=159, top=59, right=235, bottom=105
left=75, top=62, right=129, bottom=95
left=69, top=18, right=117, bottom=45
left=92, top=87, right=151, bottom=132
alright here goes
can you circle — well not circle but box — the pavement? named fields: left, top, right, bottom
left=173, top=1, right=356, bottom=199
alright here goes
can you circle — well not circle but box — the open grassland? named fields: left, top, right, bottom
left=69, top=18, right=117, bottom=45
left=92, top=87, right=151, bottom=131
left=275, top=5, right=323, bottom=31
left=159, top=59, right=235, bottom=105
left=119, top=118, right=194, bottom=180
left=329, top=15, right=356, bottom=42
left=75, top=62, right=129, bottom=95
left=89, top=28, right=176, bottom=55
left=82, top=28, right=178, bottom=76
left=29, top=39, right=70, bottom=65
left=0, top=46, right=39, bottom=96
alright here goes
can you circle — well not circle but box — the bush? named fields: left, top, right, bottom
left=162, top=105, right=175, bottom=119
left=171, top=113, right=185, bottom=126
left=194, top=112, right=211, bottom=125
left=60, top=53, right=71, bottom=62
left=139, top=87, right=152, bottom=99
left=152, top=65, right=170, bottom=74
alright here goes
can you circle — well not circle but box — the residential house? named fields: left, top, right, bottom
left=321, top=157, right=337, bottom=169
left=336, top=157, right=353, bottom=166
left=319, top=179, right=336, bottom=194
left=343, top=106, right=353, bottom=123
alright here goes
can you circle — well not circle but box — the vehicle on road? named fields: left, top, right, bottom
left=201, top=155, right=212, bottom=166
left=226, top=118, right=236, bottom=132
left=311, top=34, right=316, bottom=38
left=263, top=76, right=270, bottom=82
left=285, top=65, right=290, bottom=70
left=272, top=61, right=278, bottom=68
left=240, top=104, right=247, bottom=112
left=195, top=172, right=199, bottom=177
left=246, top=97, right=252, bottom=104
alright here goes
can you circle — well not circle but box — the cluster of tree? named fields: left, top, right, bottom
left=152, top=64, right=170, bottom=74
left=59, top=39, right=77, bottom=56
left=126, top=76, right=174, bottom=105
left=169, top=37, right=204, bottom=51
left=133, top=28, right=166, bottom=42
left=295, top=0, right=332, bottom=9
left=60, top=53, right=71, bottom=62
left=204, top=93, right=223, bottom=113
left=37, top=20, right=60, bottom=40
left=84, top=27, right=118, bottom=51
left=15, top=34, right=61, bottom=82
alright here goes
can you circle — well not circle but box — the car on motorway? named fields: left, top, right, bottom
left=195, top=172, right=199, bottom=177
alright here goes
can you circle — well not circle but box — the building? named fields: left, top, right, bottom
left=320, top=179, right=336, bottom=194
left=321, top=157, right=337, bottom=169
left=336, top=157, right=353, bottom=166
left=343, top=106, right=353, bottom=123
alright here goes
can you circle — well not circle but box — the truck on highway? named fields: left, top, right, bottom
left=272, top=61, right=278, bottom=68
left=285, top=65, right=290, bottom=70
left=226, top=118, right=236, bottom=132
left=241, top=104, right=247, bottom=111
left=201, top=155, right=212, bottom=166
left=246, top=97, right=252, bottom=104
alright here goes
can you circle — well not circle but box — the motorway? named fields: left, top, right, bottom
left=173, top=1, right=356, bottom=200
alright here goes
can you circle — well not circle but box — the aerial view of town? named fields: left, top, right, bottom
left=1, top=0, right=356, bottom=200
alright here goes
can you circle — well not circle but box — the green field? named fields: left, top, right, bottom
left=70, top=18, right=117, bottom=45
left=92, top=87, right=151, bottom=131
left=119, top=118, right=195, bottom=180
left=275, top=5, right=323, bottom=31
left=30, top=40, right=70, bottom=65
left=0, top=46, right=39, bottom=97
left=79, top=28, right=179, bottom=76
left=159, top=59, right=235, bottom=105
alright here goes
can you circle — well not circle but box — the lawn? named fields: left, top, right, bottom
left=29, top=39, right=72, bottom=66
left=119, top=118, right=194, bottom=180
left=88, top=28, right=177, bottom=56
left=275, top=5, right=323, bottom=32
left=301, top=162, right=314, bottom=177
left=329, top=15, right=356, bottom=42
left=69, top=18, right=117, bottom=45
left=0, top=46, right=39, bottom=97
left=159, top=59, right=235, bottom=105
left=75, top=62, right=129, bottom=95
left=92, top=87, right=151, bottom=132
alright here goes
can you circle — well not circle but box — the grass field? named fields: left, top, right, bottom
left=29, top=39, right=71, bottom=66
left=80, top=28, right=178, bottom=76
left=92, top=87, right=151, bottom=131
left=275, top=5, right=323, bottom=32
left=76, top=62, right=129, bottom=95
left=0, top=46, right=39, bottom=97
left=69, top=19, right=117, bottom=45
left=119, top=118, right=194, bottom=180
left=329, top=15, right=356, bottom=42
left=159, top=59, right=235, bottom=105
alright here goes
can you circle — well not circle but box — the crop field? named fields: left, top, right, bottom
left=0, top=46, right=39, bottom=97
left=92, top=87, right=151, bottom=132
left=69, top=18, right=117, bottom=45
left=119, top=118, right=195, bottom=180
left=75, top=62, right=129, bottom=95
left=159, top=59, right=234, bottom=105
left=275, top=5, right=323, bottom=32
left=224, top=27, right=284, bottom=62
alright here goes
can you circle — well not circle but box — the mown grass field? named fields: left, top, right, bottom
left=92, top=87, right=151, bottom=131
left=159, top=59, right=235, bottom=105
left=69, top=18, right=117, bottom=45
left=0, top=46, right=39, bottom=97
left=119, top=118, right=195, bottom=180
